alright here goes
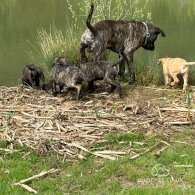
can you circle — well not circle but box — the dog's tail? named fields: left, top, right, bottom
left=183, top=62, right=195, bottom=66
left=86, top=3, right=97, bottom=36
left=112, top=52, right=124, bottom=67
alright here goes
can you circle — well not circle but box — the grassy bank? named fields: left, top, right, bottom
left=1, top=128, right=195, bottom=194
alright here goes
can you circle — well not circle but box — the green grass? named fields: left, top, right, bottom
left=1, top=129, right=195, bottom=194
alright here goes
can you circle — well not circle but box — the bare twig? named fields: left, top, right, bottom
left=174, top=165, right=193, bottom=168
left=160, top=107, right=195, bottom=113
left=16, top=183, right=37, bottom=194
left=165, top=121, right=193, bottom=125
left=14, top=168, right=59, bottom=185
left=130, top=141, right=171, bottom=160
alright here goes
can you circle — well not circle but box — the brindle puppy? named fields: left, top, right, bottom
left=80, top=3, right=166, bottom=84
left=21, top=64, right=44, bottom=89
left=79, top=52, right=124, bottom=98
left=51, top=57, right=84, bottom=100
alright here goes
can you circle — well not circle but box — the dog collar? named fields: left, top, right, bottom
left=142, top=22, right=150, bottom=46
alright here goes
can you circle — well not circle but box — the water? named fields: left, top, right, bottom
left=1, top=0, right=195, bottom=86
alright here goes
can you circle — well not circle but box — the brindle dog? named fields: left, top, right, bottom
left=80, top=3, right=166, bottom=84
left=79, top=52, right=124, bottom=98
left=21, top=64, right=44, bottom=89
left=51, top=57, right=84, bottom=100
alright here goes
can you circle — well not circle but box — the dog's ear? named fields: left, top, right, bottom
left=157, top=59, right=162, bottom=65
left=155, top=27, right=166, bottom=37
left=52, top=57, right=59, bottom=66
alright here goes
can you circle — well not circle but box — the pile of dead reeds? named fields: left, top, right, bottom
left=0, top=86, right=194, bottom=161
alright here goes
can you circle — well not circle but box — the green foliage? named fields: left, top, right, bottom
left=66, top=0, right=152, bottom=23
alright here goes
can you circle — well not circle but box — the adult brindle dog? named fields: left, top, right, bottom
left=80, top=3, right=166, bottom=84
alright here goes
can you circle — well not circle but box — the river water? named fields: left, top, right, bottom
left=1, top=0, right=195, bottom=86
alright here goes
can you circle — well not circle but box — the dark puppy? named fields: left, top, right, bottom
left=21, top=64, right=44, bottom=88
left=80, top=3, right=166, bottom=84
left=51, top=57, right=84, bottom=100
left=79, top=53, right=124, bottom=98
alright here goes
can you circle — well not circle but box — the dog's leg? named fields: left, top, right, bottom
left=88, top=81, right=95, bottom=92
left=80, top=43, right=88, bottom=62
left=91, top=39, right=103, bottom=62
left=118, top=54, right=126, bottom=77
left=39, top=74, right=45, bottom=89
left=52, top=81, right=58, bottom=96
left=125, top=51, right=136, bottom=85
left=109, top=85, right=116, bottom=93
left=183, top=72, right=188, bottom=91
left=104, top=78, right=123, bottom=98
left=164, top=73, right=170, bottom=87
left=75, top=84, right=82, bottom=100
left=170, top=73, right=179, bottom=87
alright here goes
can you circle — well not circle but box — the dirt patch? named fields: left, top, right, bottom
left=0, top=85, right=194, bottom=160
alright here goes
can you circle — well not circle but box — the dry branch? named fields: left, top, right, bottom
left=174, top=165, right=193, bottom=168
left=14, top=168, right=59, bottom=193
left=14, top=168, right=59, bottom=185
left=165, top=121, right=193, bottom=125
left=160, top=107, right=195, bottom=113
left=16, top=183, right=37, bottom=194
left=70, top=143, right=115, bottom=160
left=130, top=141, right=171, bottom=160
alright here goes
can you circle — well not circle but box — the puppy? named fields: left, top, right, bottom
left=21, top=64, right=44, bottom=89
left=158, top=58, right=195, bottom=91
left=80, top=3, right=165, bottom=84
left=51, top=57, right=84, bottom=100
left=79, top=52, right=124, bottom=98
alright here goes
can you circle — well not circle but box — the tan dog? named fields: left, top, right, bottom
left=158, top=58, right=195, bottom=91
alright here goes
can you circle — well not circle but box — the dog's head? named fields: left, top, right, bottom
left=142, top=24, right=166, bottom=51
left=157, top=59, right=162, bottom=65
left=26, top=64, right=39, bottom=79
left=52, top=57, right=69, bottom=67
left=157, top=58, right=167, bottom=65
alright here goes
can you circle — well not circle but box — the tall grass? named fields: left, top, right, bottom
left=31, top=0, right=154, bottom=83
left=37, top=26, right=81, bottom=69
left=135, top=51, right=163, bottom=86
left=67, top=0, right=152, bottom=22
left=187, top=57, right=195, bottom=85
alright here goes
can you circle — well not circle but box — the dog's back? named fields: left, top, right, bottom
left=80, top=56, right=123, bottom=81
left=51, top=64, right=84, bottom=86
left=157, top=57, right=195, bottom=91
left=158, top=58, right=189, bottom=75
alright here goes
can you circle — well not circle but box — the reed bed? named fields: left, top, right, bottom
left=0, top=85, right=194, bottom=161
